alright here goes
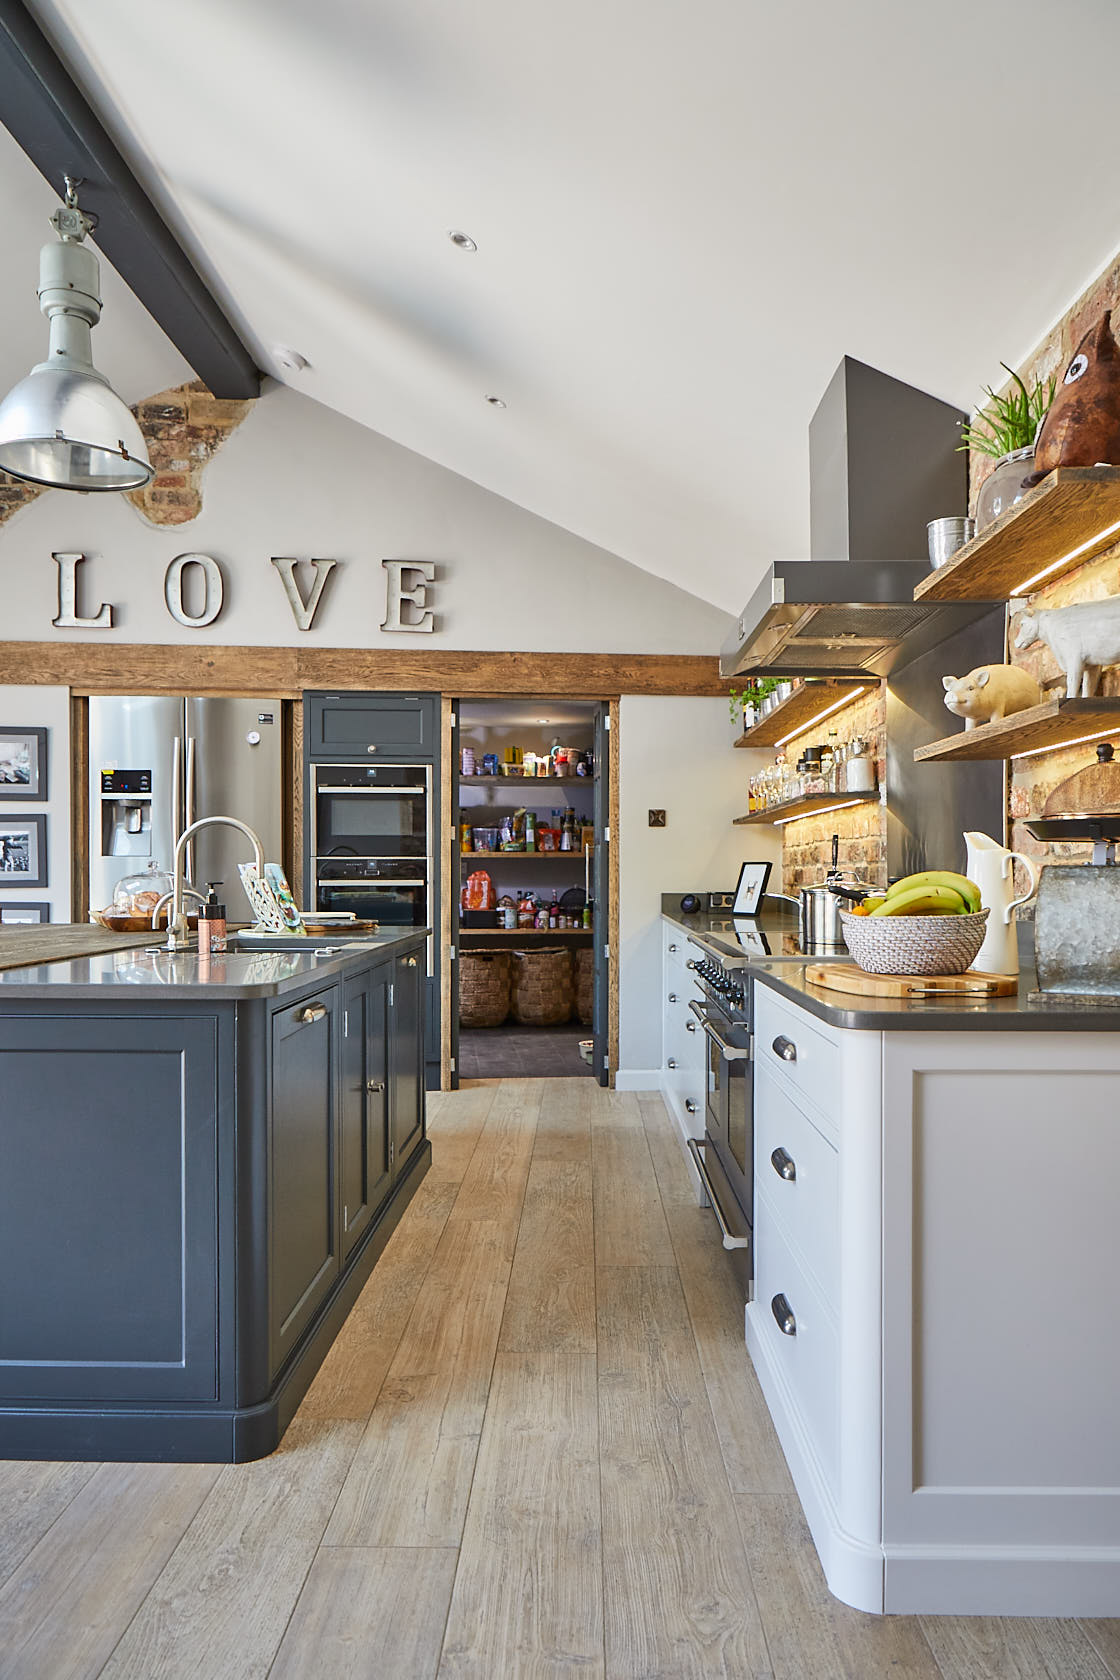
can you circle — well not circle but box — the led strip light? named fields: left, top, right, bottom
left=772, top=684, right=869, bottom=749
left=1011, top=725, right=1119, bottom=761
left=1011, top=519, right=1120, bottom=597
left=772, top=797, right=868, bottom=826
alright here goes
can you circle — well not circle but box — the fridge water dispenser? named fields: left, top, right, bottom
left=100, top=769, right=154, bottom=858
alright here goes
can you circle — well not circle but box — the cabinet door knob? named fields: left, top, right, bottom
left=667, top=992, right=678, bottom=1003
left=771, top=1035, right=797, bottom=1063
left=404, top=955, right=418, bottom=968
left=685, top=1020, right=697, bottom=1033
left=297, top=1002, right=327, bottom=1025
left=771, top=1293, right=797, bottom=1336
left=366, top=1079, right=384, bottom=1093
left=367, top=744, right=378, bottom=753
left=668, top=942, right=677, bottom=952
left=770, top=1146, right=796, bottom=1181
left=667, top=1058, right=677, bottom=1069
left=685, top=1099, right=698, bottom=1114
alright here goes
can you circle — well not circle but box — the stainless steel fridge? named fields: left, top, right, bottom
left=88, top=696, right=284, bottom=921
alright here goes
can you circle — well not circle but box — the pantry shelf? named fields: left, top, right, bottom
left=461, top=850, right=589, bottom=860
left=458, top=927, right=592, bottom=939
left=913, top=465, right=1120, bottom=603
left=459, top=775, right=596, bottom=787
left=733, top=679, right=879, bottom=748
left=733, top=791, right=879, bottom=826
left=913, top=697, right=1120, bottom=762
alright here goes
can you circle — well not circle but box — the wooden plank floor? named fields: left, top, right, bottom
left=1, top=1076, right=1118, bottom=1679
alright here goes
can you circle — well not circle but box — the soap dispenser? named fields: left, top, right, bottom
left=198, top=882, right=227, bottom=956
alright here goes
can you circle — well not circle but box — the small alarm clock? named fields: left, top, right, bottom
left=680, top=894, right=701, bottom=914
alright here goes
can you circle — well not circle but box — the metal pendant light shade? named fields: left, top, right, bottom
left=0, top=185, right=153, bottom=493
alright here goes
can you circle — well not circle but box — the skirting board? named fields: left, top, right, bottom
left=613, top=1070, right=660, bottom=1092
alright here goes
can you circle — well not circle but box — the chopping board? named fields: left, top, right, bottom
left=0, top=924, right=155, bottom=973
left=804, top=962, right=1018, bottom=999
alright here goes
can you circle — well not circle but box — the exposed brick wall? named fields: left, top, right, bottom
left=778, top=686, right=888, bottom=893
left=976, top=254, right=1120, bottom=895
left=0, top=377, right=253, bottom=530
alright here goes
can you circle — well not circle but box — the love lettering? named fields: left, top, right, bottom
left=50, top=553, right=437, bottom=633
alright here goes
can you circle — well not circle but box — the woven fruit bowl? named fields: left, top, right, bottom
left=839, top=907, right=989, bottom=975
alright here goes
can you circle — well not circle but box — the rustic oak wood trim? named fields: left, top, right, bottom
left=440, top=696, right=454, bottom=1091
left=285, top=701, right=302, bottom=901
left=0, top=643, right=722, bottom=698
left=70, top=694, right=88, bottom=920
left=608, top=698, right=620, bottom=1086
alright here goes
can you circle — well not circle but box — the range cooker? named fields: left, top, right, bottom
left=682, top=914, right=837, bottom=1298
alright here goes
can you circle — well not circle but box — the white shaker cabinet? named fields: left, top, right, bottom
left=658, top=919, right=706, bottom=1192
left=749, top=978, right=1120, bottom=1616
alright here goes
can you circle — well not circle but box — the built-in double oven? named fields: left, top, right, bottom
left=311, top=764, right=433, bottom=961
left=685, top=933, right=754, bottom=1297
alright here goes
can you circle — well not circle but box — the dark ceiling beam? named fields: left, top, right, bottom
left=0, top=1, right=260, bottom=398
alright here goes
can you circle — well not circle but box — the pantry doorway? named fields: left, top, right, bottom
left=447, top=698, right=611, bottom=1086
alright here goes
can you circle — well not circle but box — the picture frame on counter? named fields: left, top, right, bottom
left=0, top=901, right=50, bottom=925
left=0, top=727, right=47, bottom=801
left=0, top=815, right=47, bottom=886
left=732, top=858, right=772, bottom=916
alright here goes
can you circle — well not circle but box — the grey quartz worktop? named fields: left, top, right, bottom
left=660, top=898, right=1120, bottom=1032
left=0, top=928, right=425, bottom=1001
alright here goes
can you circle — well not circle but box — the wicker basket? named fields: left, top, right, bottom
left=509, top=946, right=573, bottom=1025
left=839, top=907, right=989, bottom=976
left=459, top=950, right=512, bottom=1027
left=574, top=946, right=594, bottom=1025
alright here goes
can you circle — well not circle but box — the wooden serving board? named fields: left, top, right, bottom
left=804, top=962, right=1018, bottom=999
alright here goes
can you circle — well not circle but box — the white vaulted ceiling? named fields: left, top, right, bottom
left=6, top=0, right=1120, bottom=610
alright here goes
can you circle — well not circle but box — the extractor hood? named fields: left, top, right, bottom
left=721, top=358, right=1000, bottom=680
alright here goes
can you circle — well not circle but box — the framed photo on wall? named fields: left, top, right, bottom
left=0, top=727, right=47, bottom=800
left=732, top=859, right=772, bottom=917
left=0, top=815, right=47, bottom=887
left=0, top=901, right=50, bottom=925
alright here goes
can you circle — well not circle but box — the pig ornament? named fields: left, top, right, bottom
left=1014, top=597, right=1120, bottom=698
left=942, top=665, right=1043, bottom=729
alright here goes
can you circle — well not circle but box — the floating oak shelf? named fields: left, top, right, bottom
left=913, top=466, right=1120, bottom=603
left=733, top=791, right=879, bottom=825
left=458, top=927, right=592, bottom=939
left=733, top=679, right=879, bottom=748
left=914, top=697, right=1120, bottom=762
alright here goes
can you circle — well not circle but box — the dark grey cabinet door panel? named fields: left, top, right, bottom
left=391, top=951, right=425, bottom=1172
left=269, top=986, right=339, bottom=1374
left=306, top=693, right=438, bottom=759
left=0, top=1014, right=219, bottom=1403
left=341, top=966, right=392, bottom=1260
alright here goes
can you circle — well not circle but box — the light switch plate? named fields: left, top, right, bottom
left=648, top=809, right=666, bottom=827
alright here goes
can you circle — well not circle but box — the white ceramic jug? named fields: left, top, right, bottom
left=963, top=831, right=1040, bottom=975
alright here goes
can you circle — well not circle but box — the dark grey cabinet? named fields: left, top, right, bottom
left=0, top=1013, right=221, bottom=1405
left=391, top=949, right=425, bottom=1171
left=269, top=986, right=340, bottom=1373
left=341, top=965, right=392, bottom=1260
left=305, top=692, right=438, bottom=758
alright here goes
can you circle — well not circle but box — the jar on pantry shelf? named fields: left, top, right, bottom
left=846, top=738, right=876, bottom=792
left=461, top=747, right=475, bottom=776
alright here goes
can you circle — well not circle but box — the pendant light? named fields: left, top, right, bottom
left=0, top=177, right=153, bottom=492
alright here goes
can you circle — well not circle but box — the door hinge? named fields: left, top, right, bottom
left=449, top=1056, right=456, bottom=1072
left=603, top=823, right=611, bottom=842
left=602, top=943, right=610, bottom=961
left=449, top=945, right=456, bottom=961
left=602, top=1053, right=609, bottom=1068
left=449, top=713, right=456, bottom=727
left=389, top=982, right=394, bottom=1005
left=343, top=1010, right=348, bottom=1037
left=604, top=713, right=611, bottom=731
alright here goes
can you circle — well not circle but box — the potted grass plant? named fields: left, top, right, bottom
left=959, top=362, right=1056, bottom=528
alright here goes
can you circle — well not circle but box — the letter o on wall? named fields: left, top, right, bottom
left=165, top=554, right=225, bottom=627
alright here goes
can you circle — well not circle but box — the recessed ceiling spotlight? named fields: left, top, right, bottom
left=448, top=230, right=477, bottom=251
left=273, top=346, right=310, bottom=372
left=484, top=394, right=507, bottom=408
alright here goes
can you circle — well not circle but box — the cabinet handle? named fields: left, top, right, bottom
left=297, top=1002, right=327, bottom=1025
left=685, top=1099, right=698, bottom=1114
left=668, top=942, right=677, bottom=952
left=366, top=1079, right=384, bottom=1093
left=770, top=1146, right=796, bottom=1181
left=367, top=744, right=378, bottom=753
left=404, top=955, right=418, bottom=968
left=771, top=1034, right=797, bottom=1063
left=667, top=992, right=678, bottom=1003
left=685, top=1020, right=697, bottom=1033
left=771, top=1293, right=797, bottom=1336
left=667, top=1058, right=677, bottom=1069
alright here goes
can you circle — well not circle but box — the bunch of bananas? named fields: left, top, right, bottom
left=849, top=871, right=981, bottom=917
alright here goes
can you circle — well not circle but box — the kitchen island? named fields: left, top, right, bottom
left=660, top=900, right=1120, bottom=1616
left=0, top=929, right=429, bottom=1464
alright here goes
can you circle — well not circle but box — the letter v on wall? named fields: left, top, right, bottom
left=271, top=556, right=338, bottom=631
